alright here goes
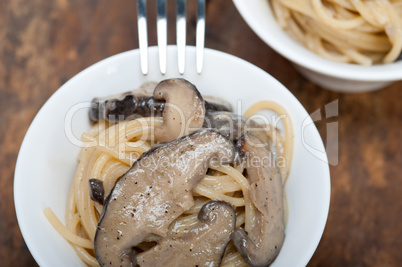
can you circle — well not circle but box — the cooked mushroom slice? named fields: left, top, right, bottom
left=88, top=179, right=105, bottom=205
left=94, top=129, right=235, bottom=267
left=153, top=78, right=206, bottom=143
left=205, top=111, right=269, bottom=143
left=89, top=82, right=165, bottom=122
left=204, top=95, right=232, bottom=113
left=204, top=111, right=271, bottom=164
left=89, top=80, right=232, bottom=123
left=231, top=134, right=285, bottom=267
left=204, top=112, right=247, bottom=141
left=136, top=201, right=236, bottom=267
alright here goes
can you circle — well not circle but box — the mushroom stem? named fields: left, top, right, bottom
left=231, top=135, right=285, bottom=267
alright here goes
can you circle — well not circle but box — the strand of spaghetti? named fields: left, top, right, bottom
left=96, top=117, right=162, bottom=149
left=277, top=0, right=316, bottom=17
left=395, top=2, right=402, bottom=17
left=83, top=189, right=100, bottom=241
left=83, top=120, right=156, bottom=161
left=199, top=175, right=242, bottom=192
left=381, top=1, right=402, bottom=63
left=183, top=198, right=209, bottom=214
left=233, top=161, right=246, bottom=176
left=87, top=120, right=108, bottom=137
left=70, top=147, right=95, bottom=237
left=243, top=100, right=294, bottom=183
left=200, top=180, right=241, bottom=193
left=81, top=132, right=151, bottom=165
left=82, top=149, right=103, bottom=239
left=66, top=213, right=98, bottom=266
left=272, top=0, right=402, bottom=64
left=310, top=0, right=366, bottom=29
left=287, top=13, right=308, bottom=44
left=100, top=160, right=130, bottom=196
left=197, top=182, right=241, bottom=194
left=89, top=153, right=114, bottom=214
left=332, top=3, right=381, bottom=34
left=92, top=153, right=126, bottom=214
left=368, top=1, right=389, bottom=25
left=71, top=245, right=98, bottom=267
left=66, top=147, right=94, bottom=224
left=193, top=184, right=245, bottom=207
left=355, top=22, right=383, bottom=33
left=43, top=208, right=93, bottom=249
left=90, top=153, right=111, bottom=178
left=340, top=48, right=373, bottom=65
left=295, top=14, right=385, bottom=64
left=75, top=148, right=101, bottom=240
left=67, top=213, right=81, bottom=232
left=81, top=134, right=127, bottom=165
left=297, top=12, right=391, bottom=52
left=305, top=31, right=318, bottom=52
left=121, top=117, right=163, bottom=142
left=211, top=165, right=250, bottom=190
left=327, top=0, right=355, bottom=10
left=271, top=0, right=291, bottom=28
left=210, top=165, right=254, bottom=233
left=313, top=36, right=350, bottom=62
left=350, top=0, right=381, bottom=27
left=235, top=211, right=246, bottom=228
left=125, top=141, right=151, bottom=153
left=333, top=3, right=355, bottom=18
left=65, top=180, right=77, bottom=225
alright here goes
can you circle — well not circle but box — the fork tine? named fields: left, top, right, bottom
left=177, top=0, right=186, bottom=74
left=157, top=0, right=167, bottom=75
left=196, top=0, right=205, bottom=74
left=137, top=0, right=148, bottom=75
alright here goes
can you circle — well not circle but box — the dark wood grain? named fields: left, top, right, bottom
left=1, top=1, right=401, bottom=266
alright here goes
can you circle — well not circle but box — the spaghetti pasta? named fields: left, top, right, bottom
left=45, top=99, right=293, bottom=266
left=271, top=0, right=402, bottom=65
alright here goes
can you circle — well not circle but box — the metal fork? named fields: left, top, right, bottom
left=136, top=0, right=206, bottom=75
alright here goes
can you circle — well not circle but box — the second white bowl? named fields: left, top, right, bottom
left=233, top=0, right=402, bottom=92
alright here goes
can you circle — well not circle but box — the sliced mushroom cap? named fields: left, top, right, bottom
left=136, top=201, right=236, bottom=267
left=231, top=134, right=285, bottom=267
left=89, top=80, right=232, bottom=123
left=154, top=78, right=206, bottom=143
left=89, top=82, right=164, bottom=122
left=94, top=129, right=235, bottom=267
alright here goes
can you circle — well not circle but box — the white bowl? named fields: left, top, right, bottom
left=14, top=46, right=330, bottom=266
left=233, top=0, right=402, bottom=92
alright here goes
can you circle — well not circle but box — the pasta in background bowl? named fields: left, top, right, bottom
left=14, top=46, right=330, bottom=266
left=233, top=0, right=402, bottom=92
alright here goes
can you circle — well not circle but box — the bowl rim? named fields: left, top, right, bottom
left=233, top=0, right=402, bottom=82
left=14, top=45, right=331, bottom=267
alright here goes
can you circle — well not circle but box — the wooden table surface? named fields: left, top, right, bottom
left=1, top=1, right=401, bottom=266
